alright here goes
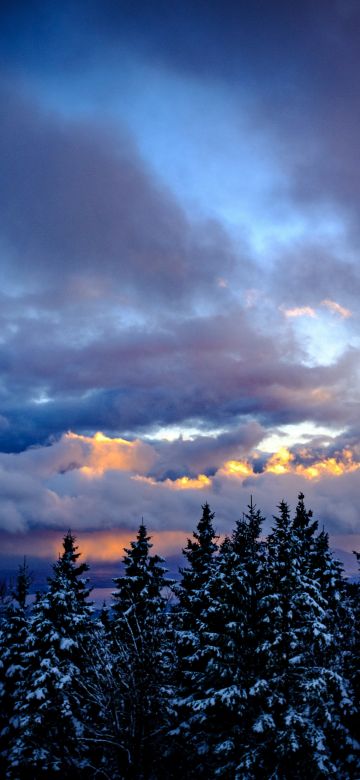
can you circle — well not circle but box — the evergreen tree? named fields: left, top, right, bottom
left=112, top=522, right=169, bottom=634
left=0, top=577, right=11, bottom=620
left=177, top=502, right=219, bottom=621
left=110, top=522, right=173, bottom=779
left=176, top=499, right=267, bottom=776
left=312, top=527, right=349, bottom=654
left=346, top=551, right=360, bottom=765
left=0, top=497, right=358, bottom=778
left=9, top=532, right=93, bottom=778
left=171, top=502, right=219, bottom=776
left=292, top=491, right=318, bottom=568
left=241, top=496, right=355, bottom=779
left=174, top=502, right=219, bottom=680
left=294, top=498, right=358, bottom=774
left=0, top=559, right=31, bottom=776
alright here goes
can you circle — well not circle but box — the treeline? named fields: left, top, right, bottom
left=0, top=493, right=359, bottom=779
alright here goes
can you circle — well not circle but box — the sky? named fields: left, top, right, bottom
left=0, top=0, right=359, bottom=581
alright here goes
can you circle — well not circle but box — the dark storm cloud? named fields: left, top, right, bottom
left=249, top=4, right=360, bottom=232
left=0, top=306, right=358, bottom=452
left=271, top=245, right=360, bottom=311
left=0, top=82, right=357, bottom=453
left=0, top=1, right=318, bottom=82
left=90, top=0, right=311, bottom=85
left=2, top=1, right=358, bottom=106
left=0, top=0, right=358, bottom=463
left=0, top=84, right=237, bottom=307
left=148, top=422, right=266, bottom=480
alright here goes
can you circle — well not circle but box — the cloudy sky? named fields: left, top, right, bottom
left=0, top=0, right=359, bottom=578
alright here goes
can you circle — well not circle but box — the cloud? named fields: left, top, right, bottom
left=321, top=299, right=352, bottom=318
left=0, top=1, right=321, bottom=85
left=147, top=422, right=266, bottom=479
left=133, top=474, right=212, bottom=491
left=280, top=300, right=352, bottom=321
left=271, top=246, right=360, bottom=312
left=0, top=0, right=359, bottom=566
left=0, top=430, right=359, bottom=544
left=282, top=306, right=317, bottom=318
left=0, top=318, right=358, bottom=453
left=64, top=431, right=157, bottom=476
left=0, top=82, right=238, bottom=310
left=0, top=431, right=157, bottom=481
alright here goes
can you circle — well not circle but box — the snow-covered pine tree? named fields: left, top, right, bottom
left=171, top=502, right=219, bottom=776
left=0, top=577, right=11, bottom=620
left=316, top=531, right=359, bottom=775
left=111, top=522, right=173, bottom=779
left=345, top=550, right=360, bottom=767
left=294, top=497, right=358, bottom=777
left=9, top=531, right=93, bottom=779
left=292, top=491, right=318, bottom=567
left=311, top=526, right=351, bottom=661
left=173, top=498, right=267, bottom=777
left=218, top=499, right=267, bottom=774
left=177, top=502, right=219, bottom=622
left=0, top=559, right=31, bottom=776
left=240, top=495, right=355, bottom=780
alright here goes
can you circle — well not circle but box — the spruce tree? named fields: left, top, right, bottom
left=292, top=491, right=318, bottom=567
left=9, top=532, right=93, bottom=779
left=111, top=522, right=173, bottom=779
left=346, top=551, right=360, bottom=768
left=175, top=502, right=219, bottom=671
left=242, top=496, right=355, bottom=780
left=173, top=499, right=267, bottom=777
left=171, top=502, right=219, bottom=776
left=0, top=559, right=31, bottom=776
left=178, top=502, right=219, bottom=618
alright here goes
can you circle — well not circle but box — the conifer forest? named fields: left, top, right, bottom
left=0, top=494, right=359, bottom=779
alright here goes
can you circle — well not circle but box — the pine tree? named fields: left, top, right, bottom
left=174, top=502, right=219, bottom=673
left=173, top=499, right=267, bottom=777
left=0, top=559, right=31, bottom=776
left=110, top=522, right=173, bottom=779
left=292, top=491, right=318, bottom=567
left=171, top=502, right=219, bottom=776
left=178, top=502, right=219, bottom=619
left=346, top=551, right=360, bottom=767
left=312, top=527, right=349, bottom=656
left=241, top=496, right=356, bottom=779
left=9, top=532, right=93, bottom=778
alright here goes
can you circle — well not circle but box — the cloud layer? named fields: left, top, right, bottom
left=0, top=431, right=359, bottom=544
left=0, top=1, right=359, bottom=559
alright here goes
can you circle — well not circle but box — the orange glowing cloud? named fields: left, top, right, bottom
left=220, top=459, right=253, bottom=478
left=321, top=299, right=352, bottom=318
left=76, top=529, right=189, bottom=560
left=128, top=445, right=360, bottom=489
left=217, top=447, right=360, bottom=483
left=265, top=446, right=295, bottom=474
left=133, top=473, right=211, bottom=490
left=263, top=446, right=360, bottom=481
left=65, top=431, right=157, bottom=476
left=56, top=431, right=360, bottom=491
left=294, top=449, right=360, bottom=480
left=0, top=528, right=189, bottom=562
left=282, top=306, right=317, bottom=318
